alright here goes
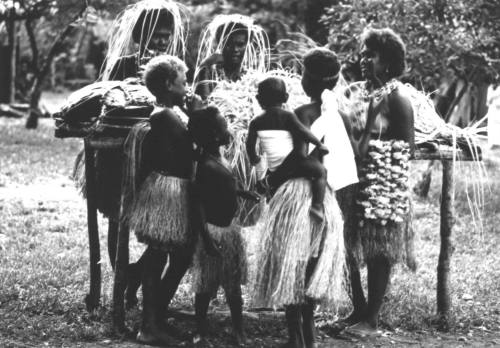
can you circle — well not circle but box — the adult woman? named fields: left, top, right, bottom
left=342, top=27, right=415, bottom=337
left=252, top=48, right=349, bottom=348
left=102, top=0, right=188, bottom=81
left=193, top=14, right=270, bottom=98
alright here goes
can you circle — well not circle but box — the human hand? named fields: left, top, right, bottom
left=201, top=52, right=224, bottom=67
left=318, top=144, right=329, bottom=155
left=185, top=93, right=204, bottom=114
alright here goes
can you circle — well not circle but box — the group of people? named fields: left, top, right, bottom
left=86, top=1, right=416, bottom=347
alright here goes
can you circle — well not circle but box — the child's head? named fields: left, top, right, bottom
left=143, top=55, right=188, bottom=105
left=256, top=77, right=288, bottom=109
left=301, top=48, right=340, bottom=99
left=188, top=106, right=231, bottom=149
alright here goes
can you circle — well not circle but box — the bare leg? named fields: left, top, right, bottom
left=294, top=157, right=327, bottom=223
left=303, top=258, right=318, bottom=348
left=302, top=297, right=316, bottom=348
left=343, top=252, right=367, bottom=324
left=194, top=292, right=211, bottom=337
left=284, top=305, right=305, bottom=348
left=309, top=176, right=326, bottom=223
left=225, top=285, right=245, bottom=345
left=346, top=256, right=390, bottom=337
left=158, top=249, right=192, bottom=319
left=137, top=247, right=176, bottom=345
left=125, top=253, right=145, bottom=309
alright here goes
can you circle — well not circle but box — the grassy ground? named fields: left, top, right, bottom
left=0, top=115, right=499, bottom=347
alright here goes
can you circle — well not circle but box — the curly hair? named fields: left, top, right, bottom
left=143, top=55, right=187, bottom=98
left=361, top=28, right=406, bottom=78
left=302, top=48, right=341, bottom=96
left=188, top=106, right=228, bottom=149
left=257, top=77, right=288, bottom=108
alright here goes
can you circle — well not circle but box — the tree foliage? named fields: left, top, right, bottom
left=323, top=0, right=500, bottom=89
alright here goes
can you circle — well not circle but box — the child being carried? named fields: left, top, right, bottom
left=246, top=77, right=329, bottom=222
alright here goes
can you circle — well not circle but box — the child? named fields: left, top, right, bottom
left=246, top=77, right=329, bottom=221
left=189, top=106, right=257, bottom=345
left=122, top=55, right=209, bottom=345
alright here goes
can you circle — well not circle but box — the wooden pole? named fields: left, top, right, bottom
left=112, top=206, right=130, bottom=333
left=437, top=160, right=455, bottom=325
left=84, top=139, right=101, bottom=311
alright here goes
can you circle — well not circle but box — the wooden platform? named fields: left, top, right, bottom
left=75, top=131, right=479, bottom=331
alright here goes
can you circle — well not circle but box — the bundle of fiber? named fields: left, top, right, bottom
left=252, top=178, right=345, bottom=309
left=207, top=69, right=309, bottom=225
left=342, top=79, right=484, bottom=157
left=53, top=81, right=121, bottom=128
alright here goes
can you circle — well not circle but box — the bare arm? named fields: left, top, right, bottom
left=246, top=120, right=260, bottom=165
left=388, top=88, right=415, bottom=154
left=286, top=111, right=328, bottom=152
left=190, top=169, right=221, bottom=257
left=355, top=97, right=380, bottom=158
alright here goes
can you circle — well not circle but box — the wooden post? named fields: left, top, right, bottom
left=437, top=160, right=455, bottom=325
left=84, top=139, right=101, bottom=311
left=112, top=209, right=130, bottom=333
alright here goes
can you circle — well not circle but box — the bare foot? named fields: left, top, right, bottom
left=343, top=321, right=381, bottom=338
left=309, top=204, right=324, bottom=223
left=335, top=310, right=365, bottom=328
left=232, top=331, right=247, bottom=346
left=136, top=328, right=178, bottom=346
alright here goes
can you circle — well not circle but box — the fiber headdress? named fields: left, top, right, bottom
left=193, top=14, right=270, bottom=86
left=101, top=0, right=189, bottom=81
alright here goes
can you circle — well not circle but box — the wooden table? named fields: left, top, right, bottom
left=80, top=134, right=481, bottom=331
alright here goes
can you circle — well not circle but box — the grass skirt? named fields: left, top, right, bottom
left=252, top=178, right=345, bottom=308
left=191, top=221, right=247, bottom=296
left=336, top=183, right=364, bottom=266
left=126, top=172, right=192, bottom=251
left=360, top=203, right=416, bottom=270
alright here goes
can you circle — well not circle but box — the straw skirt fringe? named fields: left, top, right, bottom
left=191, top=222, right=247, bottom=296
left=252, top=178, right=345, bottom=308
left=126, top=172, right=192, bottom=250
left=360, top=201, right=415, bottom=270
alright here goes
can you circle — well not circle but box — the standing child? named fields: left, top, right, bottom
left=189, top=106, right=258, bottom=345
left=122, top=55, right=207, bottom=345
left=246, top=77, right=329, bottom=222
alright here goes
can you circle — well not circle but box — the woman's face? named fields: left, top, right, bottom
left=147, top=23, right=173, bottom=52
left=360, top=44, right=386, bottom=82
left=222, top=32, right=247, bottom=67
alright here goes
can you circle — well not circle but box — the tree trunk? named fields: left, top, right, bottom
left=25, top=88, right=42, bottom=129
left=25, top=5, right=87, bottom=129
left=6, top=12, right=16, bottom=104
left=305, top=0, right=337, bottom=45
left=0, top=45, right=11, bottom=103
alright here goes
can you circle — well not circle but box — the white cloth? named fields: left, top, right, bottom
left=257, top=130, right=294, bottom=172
left=309, top=89, right=358, bottom=191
